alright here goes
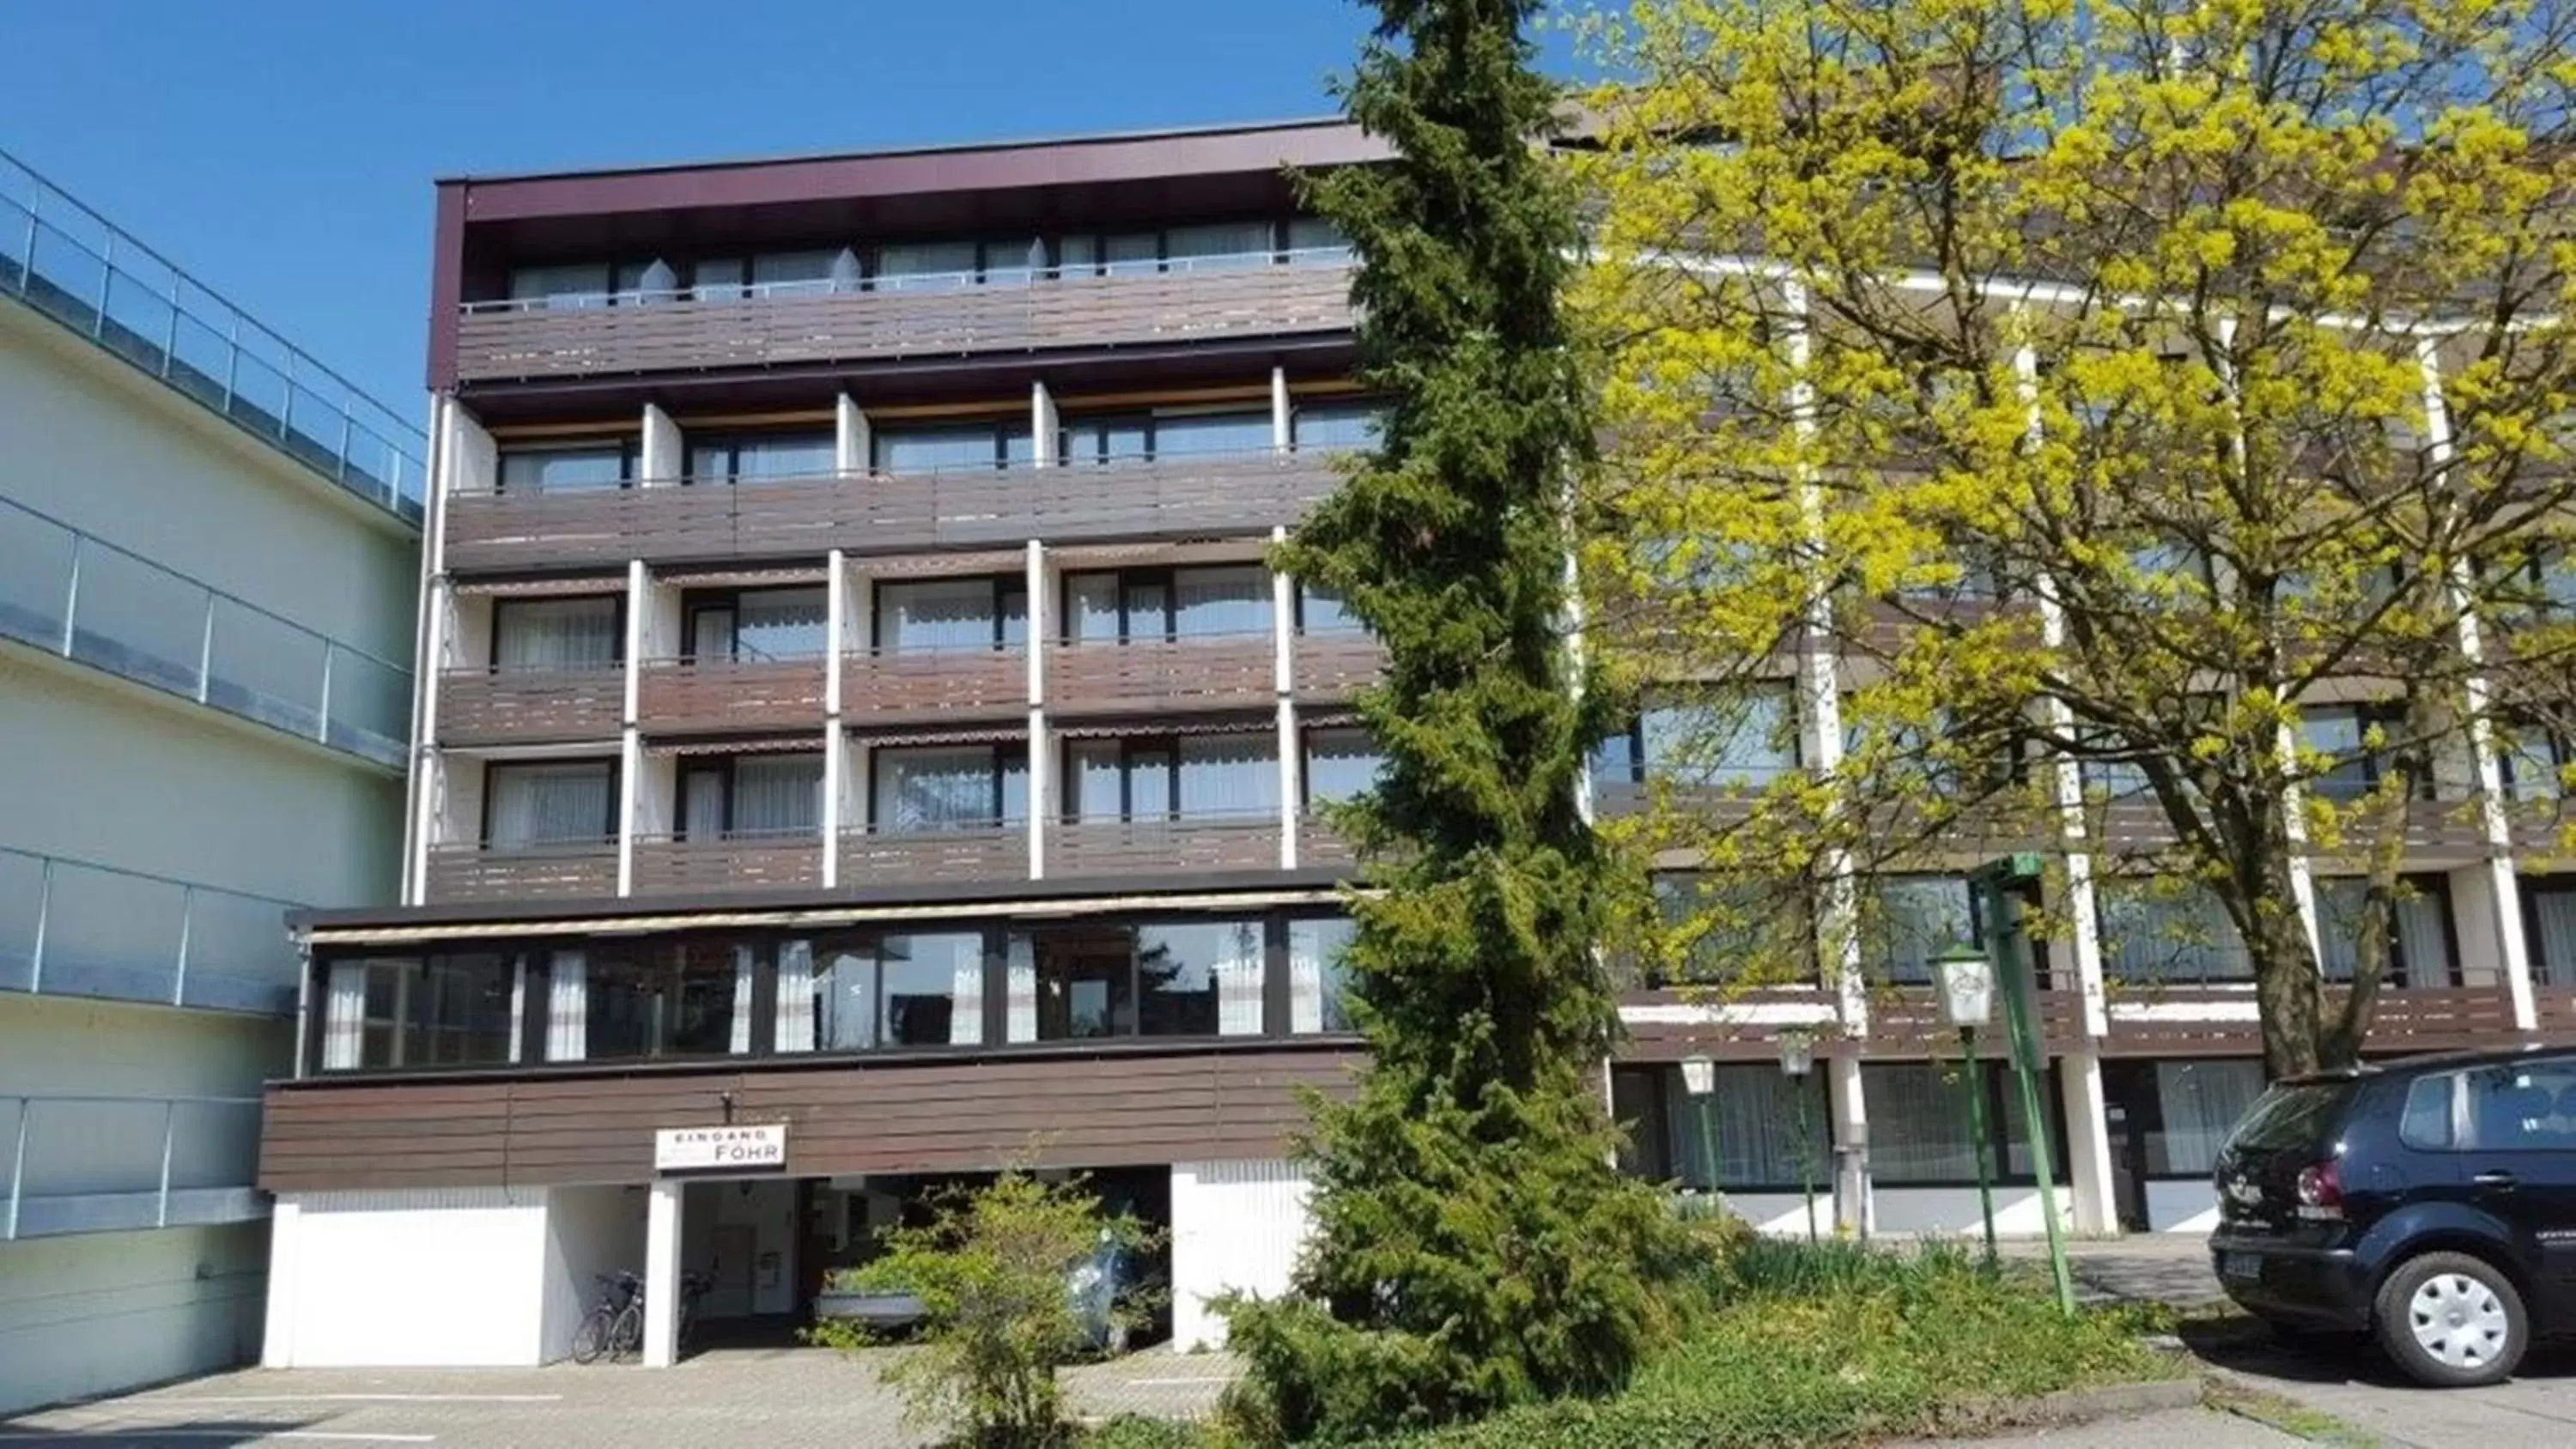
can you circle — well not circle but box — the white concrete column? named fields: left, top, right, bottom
left=2058, top=1046, right=2119, bottom=1235
left=624, top=560, right=648, bottom=726
left=1279, top=699, right=1300, bottom=869
left=259, top=1196, right=302, bottom=1367
left=1270, top=367, right=1291, bottom=451
left=835, top=393, right=870, bottom=474
left=1026, top=540, right=1048, bottom=882
left=640, top=403, right=683, bottom=488
left=642, top=1181, right=683, bottom=1367
left=1272, top=525, right=1295, bottom=694
left=1827, top=1052, right=1871, bottom=1237
left=822, top=724, right=843, bottom=889
left=826, top=548, right=848, bottom=718
left=1032, top=381, right=1059, bottom=466
left=617, top=729, right=641, bottom=898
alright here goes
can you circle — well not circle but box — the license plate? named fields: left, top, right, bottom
left=2221, top=1251, right=2263, bottom=1284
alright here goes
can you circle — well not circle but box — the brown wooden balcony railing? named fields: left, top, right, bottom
left=637, top=657, right=826, bottom=736
left=454, top=258, right=1354, bottom=383
left=436, top=665, right=623, bottom=745
left=839, top=822, right=1029, bottom=888
left=1050, top=812, right=1281, bottom=878
left=1290, top=630, right=1385, bottom=702
left=2509, top=797, right=2570, bottom=861
left=2101, top=983, right=2518, bottom=1058
left=422, top=840, right=618, bottom=904
left=443, top=450, right=1347, bottom=573
left=629, top=831, right=823, bottom=895
left=844, top=646, right=1026, bottom=726
left=1296, top=815, right=1357, bottom=870
left=1048, top=633, right=1274, bottom=718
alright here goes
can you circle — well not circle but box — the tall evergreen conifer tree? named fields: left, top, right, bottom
left=1222, top=3, right=1686, bottom=1439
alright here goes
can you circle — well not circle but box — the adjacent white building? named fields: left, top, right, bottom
left=0, top=149, right=420, bottom=1414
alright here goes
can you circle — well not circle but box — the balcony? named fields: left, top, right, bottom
left=1290, top=629, right=1384, bottom=703
left=638, top=656, right=827, bottom=736
left=453, top=254, right=1354, bottom=384
left=839, top=822, right=1027, bottom=888
left=438, top=664, right=623, bottom=745
left=1048, top=632, right=1275, bottom=718
left=2103, top=983, right=2518, bottom=1057
left=1, top=495, right=410, bottom=769
left=0, top=846, right=303, bottom=1016
left=3, top=1094, right=264, bottom=1240
left=1051, top=811, right=1282, bottom=878
left=423, top=840, right=619, bottom=904
left=844, top=645, right=1025, bottom=727
left=442, top=449, right=1346, bottom=573
left=630, top=831, right=823, bottom=896
left=1297, top=815, right=1357, bottom=870
left=2509, top=797, right=2569, bottom=861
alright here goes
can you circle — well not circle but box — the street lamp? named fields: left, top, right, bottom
left=1776, top=1029, right=1820, bottom=1244
left=1680, top=1054, right=1720, bottom=1206
left=1931, top=942, right=1999, bottom=1267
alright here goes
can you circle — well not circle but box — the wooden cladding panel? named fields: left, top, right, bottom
left=628, top=835, right=825, bottom=896
left=845, top=650, right=1025, bottom=724
left=1050, top=817, right=1279, bottom=877
left=840, top=827, right=1029, bottom=888
left=454, top=264, right=1354, bottom=382
left=2100, top=985, right=2521, bottom=1058
left=441, top=454, right=1341, bottom=573
left=1296, top=819, right=1355, bottom=870
left=636, top=658, right=825, bottom=735
left=259, top=1046, right=1361, bottom=1192
left=1290, top=634, right=1385, bottom=702
left=437, top=669, right=624, bottom=745
left=1047, top=637, right=1274, bottom=717
left=422, top=844, right=619, bottom=904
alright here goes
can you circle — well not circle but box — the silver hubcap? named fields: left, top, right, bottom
left=2409, top=1273, right=2510, bottom=1369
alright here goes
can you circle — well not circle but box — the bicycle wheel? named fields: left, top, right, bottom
left=570, top=1306, right=613, bottom=1365
left=610, top=1300, right=645, bottom=1361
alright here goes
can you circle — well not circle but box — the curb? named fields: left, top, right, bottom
left=1945, top=1376, right=2203, bottom=1433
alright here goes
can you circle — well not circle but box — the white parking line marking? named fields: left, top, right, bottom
left=129, top=1395, right=557, bottom=1405
left=1124, top=1375, right=1236, bottom=1385
left=0, top=1434, right=434, bottom=1444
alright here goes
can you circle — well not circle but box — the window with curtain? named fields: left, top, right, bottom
left=1059, top=410, right=1273, bottom=463
left=1065, top=736, right=1278, bottom=821
left=2530, top=879, right=2576, bottom=988
left=322, top=953, right=517, bottom=1070
left=810, top=931, right=986, bottom=1051
left=1657, top=1064, right=1831, bottom=1191
left=689, top=431, right=835, bottom=484
left=1649, top=873, right=1790, bottom=985
left=1861, top=876, right=1975, bottom=985
left=582, top=941, right=744, bottom=1061
left=1138, top=919, right=1264, bottom=1037
left=2298, top=706, right=2425, bottom=802
left=873, top=239, right=980, bottom=291
left=1023, top=925, right=1134, bottom=1040
left=2500, top=719, right=2571, bottom=802
left=1619, top=690, right=1797, bottom=788
left=1291, top=402, right=1382, bottom=451
left=687, top=587, right=829, bottom=663
left=875, top=578, right=1026, bottom=653
left=682, top=754, right=824, bottom=838
left=872, top=746, right=1026, bottom=832
left=2314, top=876, right=2455, bottom=986
left=497, top=444, right=632, bottom=495
left=507, top=263, right=613, bottom=308
left=1064, top=568, right=1270, bottom=640
left=484, top=761, right=615, bottom=847
left=2096, top=879, right=2251, bottom=983
left=2148, top=1060, right=2266, bottom=1177
left=1862, top=1062, right=2043, bottom=1185
left=1297, top=582, right=1362, bottom=635
left=872, top=421, right=1032, bottom=474
left=1303, top=729, right=1383, bottom=805
left=1181, top=735, right=1280, bottom=817
left=1289, top=916, right=1356, bottom=1033
left=491, top=597, right=620, bottom=672
left=750, top=248, right=860, bottom=296
left=1285, top=215, right=1352, bottom=261
left=1163, top=221, right=1277, bottom=270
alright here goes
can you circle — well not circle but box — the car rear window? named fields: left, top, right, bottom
left=2225, top=1081, right=2354, bottom=1154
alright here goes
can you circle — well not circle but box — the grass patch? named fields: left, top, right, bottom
left=2202, top=1380, right=2385, bottom=1447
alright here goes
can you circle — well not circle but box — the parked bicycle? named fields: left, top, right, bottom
left=571, top=1270, right=643, bottom=1364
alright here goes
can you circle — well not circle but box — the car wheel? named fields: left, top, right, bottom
left=2373, top=1252, right=2526, bottom=1387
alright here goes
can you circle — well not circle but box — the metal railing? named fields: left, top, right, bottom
left=0, top=149, right=425, bottom=522
left=3, top=1093, right=265, bottom=1240
left=0, top=846, right=304, bottom=1016
left=0, top=494, right=410, bottom=768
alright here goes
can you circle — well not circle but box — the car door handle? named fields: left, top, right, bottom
left=2474, top=1170, right=2519, bottom=1190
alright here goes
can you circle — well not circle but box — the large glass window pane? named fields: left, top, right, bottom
left=492, top=597, right=620, bottom=671
left=1638, top=690, right=1795, bottom=787
left=1291, top=402, right=1382, bottom=451
left=733, top=587, right=829, bottom=661
left=1660, top=1064, right=1831, bottom=1191
left=879, top=579, right=1009, bottom=652
left=1286, top=216, right=1352, bottom=261
left=1297, top=583, right=1361, bottom=634
left=2097, top=880, right=2251, bottom=983
left=2299, top=710, right=2372, bottom=801
left=874, top=240, right=979, bottom=291
left=874, top=748, right=1004, bottom=831
left=1152, top=411, right=1274, bottom=457
left=731, top=755, right=824, bottom=834
left=1138, top=920, right=1262, bottom=1038
left=2315, top=876, right=2455, bottom=985
left=1030, top=926, right=1133, bottom=1040
left=1178, top=736, right=1279, bottom=817
left=2532, top=881, right=2576, bottom=988
left=1069, top=742, right=1126, bottom=821
left=881, top=932, right=984, bottom=1046
left=343, top=954, right=517, bottom=1069
left=1066, top=575, right=1125, bottom=642
left=1863, top=876, right=1974, bottom=985
left=692, top=432, right=835, bottom=483
left=1174, top=566, right=1273, bottom=636
left=507, top=263, right=611, bottom=307
left=2464, top=1058, right=2576, bottom=1150
left=2149, top=1060, right=2266, bottom=1176
left=751, top=249, right=856, bottom=296
left=815, top=940, right=880, bottom=1052
left=1164, top=221, right=1276, bottom=270
left=486, top=761, right=613, bottom=846
left=1103, top=233, right=1160, bottom=277
left=1289, top=916, right=1357, bottom=1034
left=873, top=423, right=1025, bottom=474
left=1303, top=729, right=1382, bottom=805
left=498, top=446, right=629, bottom=495
left=1862, top=1063, right=2035, bottom=1185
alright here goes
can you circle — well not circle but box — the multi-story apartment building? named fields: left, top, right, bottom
left=0, top=150, right=420, bottom=1411
left=252, top=117, right=2576, bottom=1372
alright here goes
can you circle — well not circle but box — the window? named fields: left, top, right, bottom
left=679, top=754, right=824, bottom=838
left=507, top=263, right=614, bottom=308
left=585, top=940, right=748, bottom=1060
left=750, top=248, right=860, bottom=296
left=1288, top=916, right=1357, bottom=1033
left=2314, top=876, right=2457, bottom=986
left=1303, top=728, right=1382, bottom=806
left=1066, top=735, right=1279, bottom=821
left=484, top=761, right=617, bottom=848
left=2141, top=1060, right=2266, bottom=1177
left=686, top=586, right=829, bottom=662
left=1065, top=567, right=1273, bottom=640
left=491, top=597, right=620, bottom=672
left=2096, top=879, right=2251, bottom=983
left=1138, top=920, right=1267, bottom=1036
left=1620, top=1064, right=1829, bottom=1191
left=1006, top=919, right=1264, bottom=1042
left=2524, top=876, right=2576, bottom=988
left=871, top=745, right=1027, bottom=833
left=1296, top=582, right=1362, bottom=635
left=1291, top=401, right=1382, bottom=451
left=1060, top=409, right=1273, bottom=463
left=1862, top=875, right=1976, bottom=985
left=1022, top=925, right=1133, bottom=1040
left=809, top=931, right=986, bottom=1051
left=689, top=431, right=835, bottom=484
left=324, top=953, right=517, bottom=1070
left=2299, top=706, right=2427, bottom=802
left=1595, top=689, right=1798, bottom=789
left=1862, top=1062, right=2052, bottom=1185
left=1648, top=873, right=1792, bottom=985
left=2462, top=1058, right=2576, bottom=1150
left=872, top=420, right=1033, bottom=474
left=2400, top=1073, right=2457, bottom=1151
left=2499, top=719, right=2571, bottom=803
left=875, top=577, right=1027, bottom=653
left=497, top=443, right=633, bottom=495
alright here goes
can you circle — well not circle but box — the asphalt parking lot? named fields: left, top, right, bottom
left=0, top=1346, right=1237, bottom=1449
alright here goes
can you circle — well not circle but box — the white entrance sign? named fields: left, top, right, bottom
left=654, top=1124, right=787, bottom=1174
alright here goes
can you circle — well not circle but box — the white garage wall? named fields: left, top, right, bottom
left=1170, top=1159, right=1310, bottom=1350
left=542, top=1185, right=648, bottom=1362
left=0, top=1223, right=266, bottom=1415
left=264, top=1189, right=550, bottom=1367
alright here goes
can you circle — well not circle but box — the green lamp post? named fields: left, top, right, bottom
left=1929, top=942, right=1999, bottom=1267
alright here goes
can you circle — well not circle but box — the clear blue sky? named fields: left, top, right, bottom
left=3, top=0, right=1558, bottom=432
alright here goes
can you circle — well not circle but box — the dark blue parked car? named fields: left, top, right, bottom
left=2211, top=1047, right=2576, bottom=1386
